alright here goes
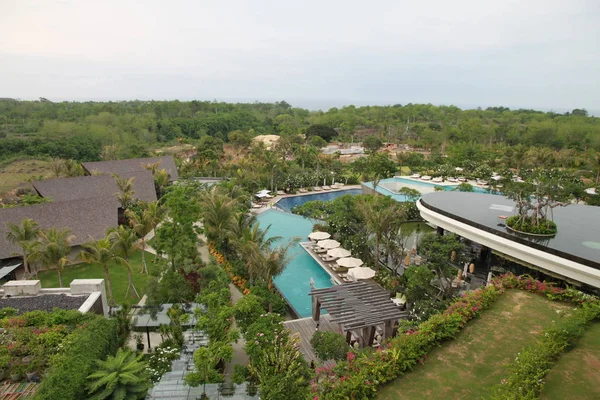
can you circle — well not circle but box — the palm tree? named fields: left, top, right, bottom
left=49, top=158, right=63, bottom=178
left=153, top=169, right=170, bottom=198
left=200, top=187, right=236, bottom=247
left=80, top=237, right=128, bottom=305
left=256, top=238, right=297, bottom=312
left=86, top=348, right=151, bottom=400
left=589, top=151, right=600, bottom=186
left=230, top=220, right=281, bottom=282
left=5, top=218, right=40, bottom=277
left=527, top=147, right=555, bottom=169
left=509, top=144, right=528, bottom=172
left=33, top=228, right=75, bottom=288
left=114, top=175, right=136, bottom=209
left=358, top=198, right=402, bottom=267
left=125, top=201, right=165, bottom=274
left=107, top=226, right=140, bottom=298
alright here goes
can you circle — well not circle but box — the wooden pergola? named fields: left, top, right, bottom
left=310, top=281, right=409, bottom=348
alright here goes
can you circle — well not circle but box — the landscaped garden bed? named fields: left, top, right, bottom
left=377, top=290, right=570, bottom=399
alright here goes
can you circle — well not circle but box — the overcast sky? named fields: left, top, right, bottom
left=1, top=0, right=599, bottom=112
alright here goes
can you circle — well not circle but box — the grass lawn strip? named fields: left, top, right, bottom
left=377, top=290, right=571, bottom=400
left=540, top=322, right=600, bottom=400
left=37, top=249, right=156, bottom=304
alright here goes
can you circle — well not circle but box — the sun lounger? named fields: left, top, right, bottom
left=432, top=177, right=443, bottom=183
left=251, top=203, right=263, bottom=209
left=298, top=188, right=308, bottom=193
left=330, top=184, right=340, bottom=189
left=277, top=190, right=286, bottom=195
left=421, top=175, right=432, bottom=181
left=313, top=187, right=322, bottom=191
left=410, top=174, right=421, bottom=178
left=313, top=247, right=327, bottom=254
left=322, top=186, right=331, bottom=190
left=322, top=255, right=338, bottom=262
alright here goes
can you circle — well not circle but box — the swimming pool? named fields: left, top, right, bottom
left=256, top=209, right=333, bottom=317
left=368, top=177, right=490, bottom=202
left=276, top=189, right=363, bottom=212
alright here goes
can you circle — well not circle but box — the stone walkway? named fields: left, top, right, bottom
left=223, top=283, right=249, bottom=383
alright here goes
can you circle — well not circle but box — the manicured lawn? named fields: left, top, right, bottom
left=38, top=250, right=157, bottom=305
left=378, top=290, right=571, bottom=400
left=540, top=323, right=600, bottom=400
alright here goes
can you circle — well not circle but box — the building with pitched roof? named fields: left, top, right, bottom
left=32, top=172, right=157, bottom=203
left=0, top=196, right=118, bottom=263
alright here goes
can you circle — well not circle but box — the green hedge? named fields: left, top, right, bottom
left=490, top=302, right=600, bottom=399
left=34, top=316, right=118, bottom=400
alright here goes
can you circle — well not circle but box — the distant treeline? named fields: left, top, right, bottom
left=0, top=99, right=599, bottom=162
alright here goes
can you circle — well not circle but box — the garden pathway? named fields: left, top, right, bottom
left=223, top=283, right=249, bottom=383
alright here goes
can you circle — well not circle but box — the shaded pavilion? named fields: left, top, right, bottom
left=310, top=281, right=408, bottom=348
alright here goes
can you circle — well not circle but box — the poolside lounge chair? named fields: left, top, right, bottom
left=331, top=184, right=340, bottom=189
left=277, top=190, right=286, bottom=195
left=448, top=177, right=458, bottom=183
left=322, top=186, right=331, bottom=190
left=299, top=188, right=308, bottom=193
left=410, top=173, right=421, bottom=178
left=313, top=186, right=322, bottom=191
left=432, top=177, right=443, bottom=183
left=322, top=255, right=338, bottom=262
left=251, top=202, right=263, bottom=209
left=421, top=175, right=432, bottom=181
left=313, top=246, right=327, bottom=254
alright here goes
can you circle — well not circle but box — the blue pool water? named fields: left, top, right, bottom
left=276, top=189, right=363, bottom=212
left=369, top=177, right=490, bottom=202
left=256, top=209, right=334, bottom=317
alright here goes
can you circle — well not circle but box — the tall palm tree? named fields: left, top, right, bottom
left=200, top=187, right=236, bottom=247
left=153, top=169, right=170, bottom=198
left=589, top=151, right=600, bottom=186
left=125, top=201, right=165, bottom=274
left=358, top=199, right=402, bottom=267
left=527, top=147, right=555, bottom=169
left=509, top=144, right=528, bottom=172
left=80, top=237, right=128, bottom=305
left=107, top=226, right=140, bottom=298
left=230, top=220, right=281, bottom=282
left=5, top=218, right=40, bottom=277
left=32, top=228, right=75, bottom=288
left=256, top=238, right=297, bottom=312
left=86, top=348, right=151, bottom=400
left=113, top=175, right=136, bottom=209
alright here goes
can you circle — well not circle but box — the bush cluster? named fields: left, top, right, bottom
left=506, top=215, right=557, bottom=235
left=34, top=316, right=118, bottom=400
left=491, top=301, right=600, bottom=399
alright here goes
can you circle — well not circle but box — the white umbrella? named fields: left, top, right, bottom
left=317, top=239, right=341, bottom=249
left=256, top=189, right=271, bottom=196
left=455, top=167, right=464, bottom=171
left=348, top=266, right=376, bottom=280
left=308, top=231, right=331, bottom=241
left=327, top=248, right=351, bottom=258
left=255, top=193, right=269, bottom=198
left=336, top=257, right=363, bottom=268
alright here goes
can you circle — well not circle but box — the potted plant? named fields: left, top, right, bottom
left=9, top=361, right=22, bottom=382
left=25, top=356, right=44, bottom=382
left=0, top=354, right=9, bottom=380
left=135, top=334, right=145, bottom=352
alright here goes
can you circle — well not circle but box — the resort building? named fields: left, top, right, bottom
left=417, top=191, right=600, bottom=290
left=81, top=155, right=179, bottom=182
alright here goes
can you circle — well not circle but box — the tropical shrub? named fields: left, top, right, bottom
left=35, top=317, right=118, bottom=400
left=311, top=331, right=349, bottom=362
left=506, top=215, right=557, bottom=235
left=146, top=344, right=181, bottom=383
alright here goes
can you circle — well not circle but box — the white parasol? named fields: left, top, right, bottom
left=336, top=257, right=363, bottom=268
left=308, top=231, right=331, bottom=241
left=327, top=248, right=351, bottom=258
left=317, top=239, right=341, bottom=249
left=348, top=266, right=376, bottom=280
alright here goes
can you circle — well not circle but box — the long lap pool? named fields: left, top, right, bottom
left=275, top=189, right=362, bottom=212
left=256, top=209, right=334, bottom=317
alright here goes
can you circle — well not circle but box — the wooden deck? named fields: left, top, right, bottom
left=284, top=314, right=340, bottom=362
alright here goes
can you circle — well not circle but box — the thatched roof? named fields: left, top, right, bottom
left=32, top=171, right=157, bottom=203
left=0, top=197, right=117, bottom=260
left=82, top=156, right=178, bottom=182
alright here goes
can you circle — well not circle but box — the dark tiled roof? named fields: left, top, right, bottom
left=81, top=156, right=179, bottom=182
left=32, top=171, right=157, bottom=203
left=0, top=197, right=117, bottom=260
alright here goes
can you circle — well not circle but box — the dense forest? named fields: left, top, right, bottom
left=1, top=99, right=599, bottom=164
